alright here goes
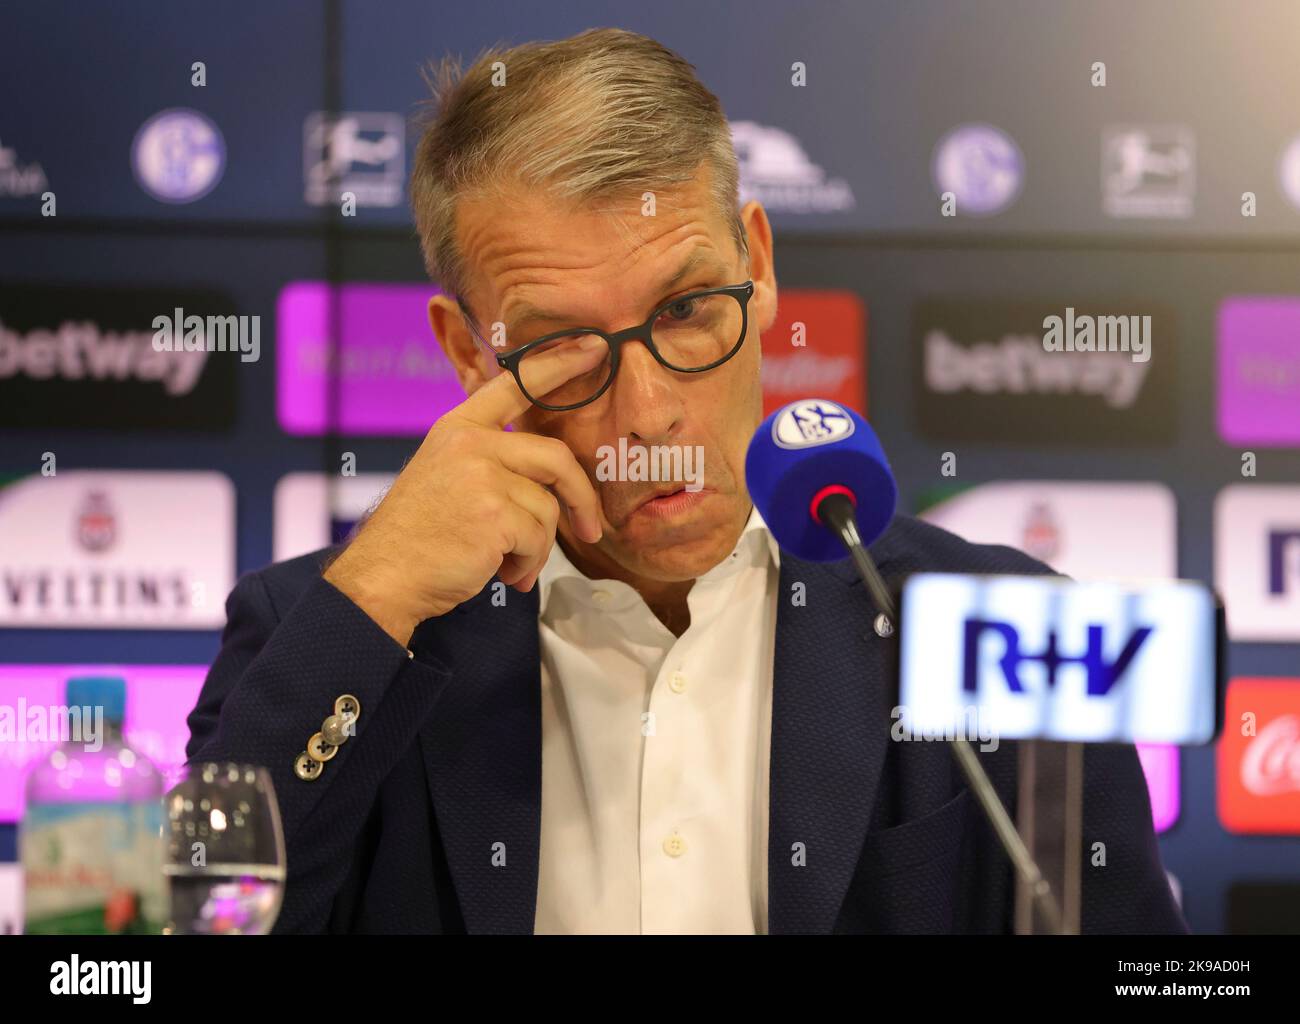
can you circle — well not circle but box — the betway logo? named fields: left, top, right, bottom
left=924, top=329, right=1150, bottom=408
left=1242, top=715, right=1300, bottom=796
left=0, top=319, right=207, bottom=395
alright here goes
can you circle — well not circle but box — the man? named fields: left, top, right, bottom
left=186, top=27, right=1186, bottom=934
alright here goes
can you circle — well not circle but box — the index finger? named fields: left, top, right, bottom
left=456, top=334, right=608, bottom=428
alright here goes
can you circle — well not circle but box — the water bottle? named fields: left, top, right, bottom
left=20, top=675, right=167, bottom=934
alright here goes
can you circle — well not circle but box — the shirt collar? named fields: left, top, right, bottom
left=538, top=503, right=779, bottom=619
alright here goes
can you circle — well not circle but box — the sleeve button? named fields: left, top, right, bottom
left=293, top=751, right=323, bottom=781
left=321, top=714, right=353, bottom=746
left=307, top=731, right=338, bottom=762
left=334, top=694, right=361, bottom=719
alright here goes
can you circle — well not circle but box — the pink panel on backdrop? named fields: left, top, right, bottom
left=1216, top=297, right=1300, bottom=446
left=0, top=664, right=207, bottom=822
left=276, top=281, right=464, bottom=436
left=1136, top=742, right=1180, bottom=833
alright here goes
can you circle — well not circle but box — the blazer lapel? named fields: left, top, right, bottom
left=767, top=542, right=901, bottom=934
left=412, top=583, right=542, bottom=934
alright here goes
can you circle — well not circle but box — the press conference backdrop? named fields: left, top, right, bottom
left=1, top=0, right=1298, bottom=935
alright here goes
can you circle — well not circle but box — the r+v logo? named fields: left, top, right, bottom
left=962, top=619, right=1153, bottom=697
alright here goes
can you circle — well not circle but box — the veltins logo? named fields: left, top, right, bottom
left=131, top=109, right=225, bottom=204
left=1216, top=297, right=1300, bottom=446
left=931, top=123, right=1024, bottom=216
left=1215, top=484, right=1300, bottom=641
left=913, top=299, right=1177, bottom=444
left=0, top=471, right=234, bottom=629
left=771, top=399, right=855, bottom=449
left=1218, top=678, right=1300, bottom=835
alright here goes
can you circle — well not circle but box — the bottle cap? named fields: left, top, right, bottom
left=65, top=676, right=127, bottom=725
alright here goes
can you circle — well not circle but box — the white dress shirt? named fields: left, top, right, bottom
left=533, top=505, right=780, bottom=934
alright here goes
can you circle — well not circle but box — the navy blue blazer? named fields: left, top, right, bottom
left=185, top=514, right=1189, bottom=934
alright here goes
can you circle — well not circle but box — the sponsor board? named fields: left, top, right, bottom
left=1217, top=677, right=1300, bottom=835
left=1214, top=485, right=1300, bottom=641
left=273, top=472, right=394, bottom=562
left=0, top=285, right=238, bottom=430
left=1281, top=135, right=1300, bottom=211
left=912, top=299, right=1177, bottom=443
left=1227, top=882, right=1300, bottom=934
left=731, top=121, right=855, bottom=214
left=917, top=481, right=1178, bottom=579
left=0, top=864, right=18, bottom=935
left=0, top=663, right=208, bottom=822
left=0, top=471, right=234, bottom=628
left=760, top=290, right=866, bottom=416
left=1137, top=742, right=1180, bottom=833
left=1216, top=297, right=1300, bottom=447
left=277, top=282, right=459, bottom=436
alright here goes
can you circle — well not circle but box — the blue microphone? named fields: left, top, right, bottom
left=747, top=399, right=899, bottom=626
left=749, top=400, right=1068, bottom=931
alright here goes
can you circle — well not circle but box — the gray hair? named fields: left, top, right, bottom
left=409, top=27, right=748, bottom=307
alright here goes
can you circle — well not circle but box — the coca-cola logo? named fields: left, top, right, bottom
left=1242, top=714, right=1300, bottom=796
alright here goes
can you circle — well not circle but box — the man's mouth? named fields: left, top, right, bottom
left=629, top=486, right=713, bottom=519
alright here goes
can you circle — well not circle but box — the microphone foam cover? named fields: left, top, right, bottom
left=745, top=399, right=897, bottom=562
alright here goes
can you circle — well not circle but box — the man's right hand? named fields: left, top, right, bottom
left=323, top=336, right=606, bottom=646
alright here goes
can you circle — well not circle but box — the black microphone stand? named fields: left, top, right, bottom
left=816, top=491, right=1067, bottom=935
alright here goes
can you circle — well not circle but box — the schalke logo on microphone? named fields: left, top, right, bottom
left=132, top=108, right=226, bottom=203
left=771, top=398, right=855, bottom=450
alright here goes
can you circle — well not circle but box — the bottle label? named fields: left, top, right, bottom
left=20, top=800, right=167, bottom=934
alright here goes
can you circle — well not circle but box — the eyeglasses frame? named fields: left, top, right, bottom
left=457, top=279, right=756, bottom=412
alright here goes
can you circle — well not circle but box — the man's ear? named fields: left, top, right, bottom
left=739, top=200, right=778, bottom=335
left=428, top=293, right=494, bottom=397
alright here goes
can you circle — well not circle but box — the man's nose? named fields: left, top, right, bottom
left=610, top=339, right=684, bottom=443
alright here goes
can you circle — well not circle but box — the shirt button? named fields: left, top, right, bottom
left=592, top=590, right=611, bottom=606
left=668, top=671, right=687, bottom=694
left=662, top=833, right=687, bottom=858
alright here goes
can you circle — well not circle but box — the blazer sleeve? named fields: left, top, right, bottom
left=1079, top=740, right=1190, bottom=934
left=185, top=569, right=453, bottom=933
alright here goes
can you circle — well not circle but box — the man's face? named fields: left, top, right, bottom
left=432, top=163, right=777, bottom=585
